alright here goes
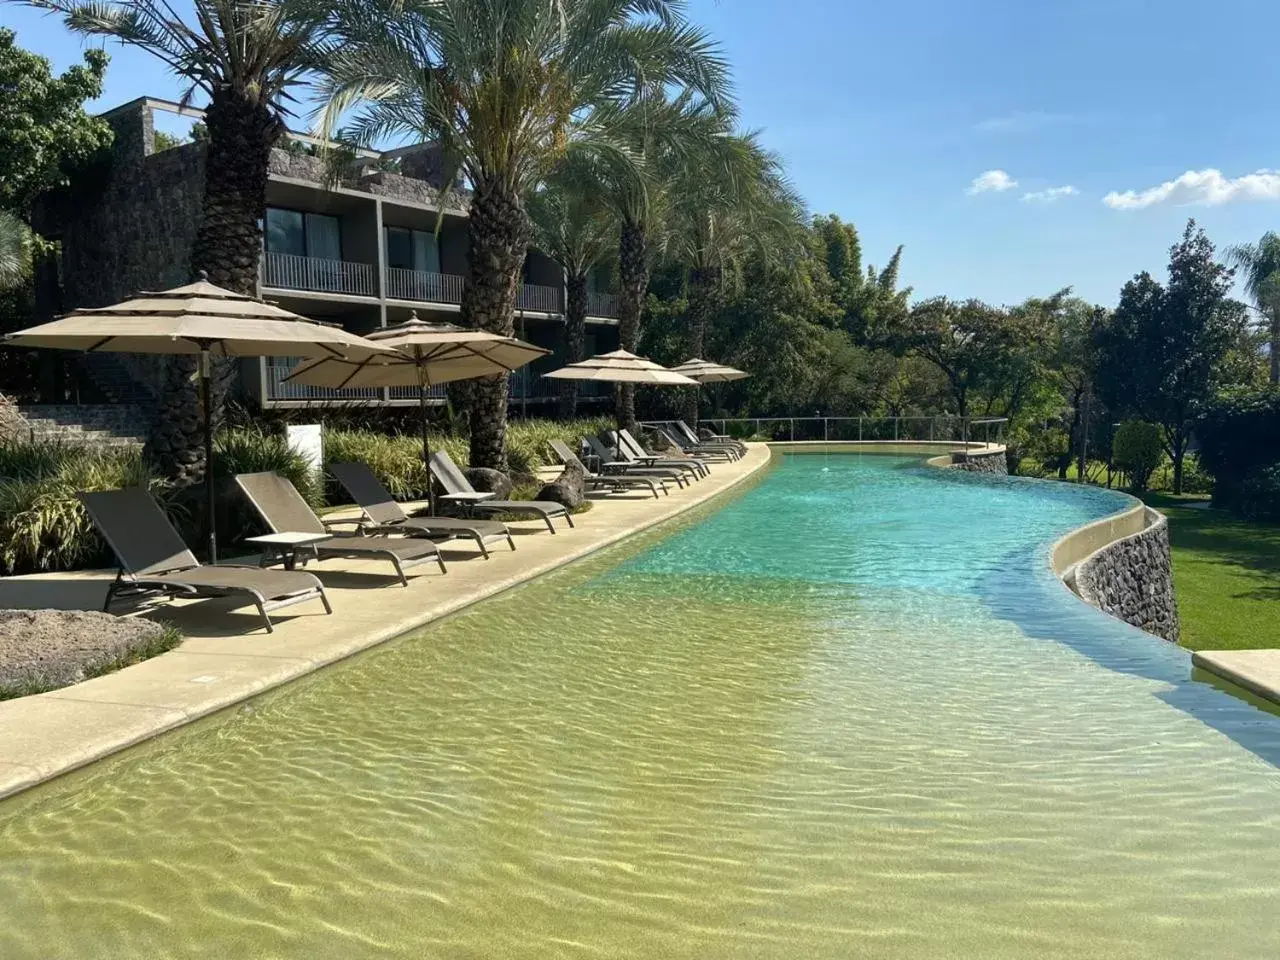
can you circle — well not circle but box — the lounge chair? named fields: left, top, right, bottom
left=78, top=487, right=331, bottom=634
left=329, top=462, right=514, bottom=558
left=548, top=439, right=668, bottom=499
left=673, top=420, right=745, bottom=457
left=584, top=435, right=689, bottom=488
left=235, top=472, right=446, bottom=586
left=603, top=431, right=707, bottom=482
left=617, top=428, right=713, bottom=476
left=428, top=451, right=573, bottom=533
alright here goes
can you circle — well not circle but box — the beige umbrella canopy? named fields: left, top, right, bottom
left=3, top=276, right=397, bottom=561
left=544, top=350, right=698, bottom=456
left=670, top=358, right=749, bottom=383
left=286, top=313, right=550, bottom=510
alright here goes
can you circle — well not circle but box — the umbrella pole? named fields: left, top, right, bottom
left=200, top=347, right=217, bottom=564
left=419, top=367, right=433, bottom=515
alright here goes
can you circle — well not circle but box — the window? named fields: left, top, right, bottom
left=265, top=207, right=342, bottom=260
left=384, top=226, right=440, bottom=274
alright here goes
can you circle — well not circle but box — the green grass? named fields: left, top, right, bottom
left=1142, top=493, right=1280, bottom=651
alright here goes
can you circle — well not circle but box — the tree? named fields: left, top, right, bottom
left=1112, top=420, right=1163, bottom=494
left=0, top=28, right=112, bottom=219
left=1044, top=298, right=1109, bottom=478
left=1096, top=220, right=1245, bottom=493
left=25, top=0, right=332, bottom=488
left=664, top=130, right=802, bottom=424
left=813, top=214, right=910, bottom=345
left=525, top=161, right=617, bottom=417
left=1226, top=231, right=1280, bottom=384
left=321, top=0, right=731, bottom=470
left=0, top=212, right=32, bottom=290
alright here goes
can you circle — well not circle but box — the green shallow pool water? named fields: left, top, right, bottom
left=2, top=453, right=1279, bottom=959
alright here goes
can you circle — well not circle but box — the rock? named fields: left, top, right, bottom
left=464, top=467, right=513, bottom=500
left=645, top=427, right=677, bottom=452
left=536, top=460, right=586, bottom=510
left=0, top=609, right=176, bottom=696
left=951, top=450, right=1008, bottom=475
left=1074, top=511, right=1180, bottom=643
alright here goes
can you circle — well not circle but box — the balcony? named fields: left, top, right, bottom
left=385, top=267, right=464, bottom=305
left=261, top=251, right=378, bottom=297
left=265, top=359, right=608, bottom=404
left=587, top=291, right=620, bottom=318
left=516, top=283, right=562, bottom=314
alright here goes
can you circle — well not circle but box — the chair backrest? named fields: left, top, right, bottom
left=602, top=431, right=637, bottom=462
left=548, top=439, right=587, bottom=471
left=329, top=462, right=407, bottom=525
left=652, top=427, right=685, bottom=452
left=618, top=429, right=648, bottom=458
left=428, top=450, right=473, bottom=494
left=77, top=488, right=199, bottom=577
left=234, top=472, right=326, bottom=535
left=584, top=434, right=615, bottom=464
left=674, top=421, right=701, bottom=444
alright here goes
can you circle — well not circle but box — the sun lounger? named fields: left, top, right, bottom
left=584, top=435, right=689, bottom=487
left=235, top=472, right=446, bottom=585
left=617, top=428, right=713, bottom=475
left=604, top=431, right=707, bottom=481
left=428, top=451, right=573, bottom=532
left=328, top=462, right=514, bottom=558
left=548, top=439, right=667, bottom=499
left=674, top=420, right=745, bottom=456
left=78, top=487, right=331, bottom=634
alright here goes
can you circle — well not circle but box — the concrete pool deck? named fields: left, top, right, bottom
left=0, top=444, right=772, bottom=800
left=1192, top=650, right=1280, bottom=708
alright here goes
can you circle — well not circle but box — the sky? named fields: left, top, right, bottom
left=5, top=0, right=1280, bottom=307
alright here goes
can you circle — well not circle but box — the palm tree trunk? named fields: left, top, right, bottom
left=617, top=220, right=648, bottom=432
left=558, top=272, right=588, bottom=419
left=681, top=266, right=717, bottom=426
left=147, top=90, right=282, bottom=489
left=462, top=176, right=528, bottom=471
left=1271, top=309, right=1280, bottom=385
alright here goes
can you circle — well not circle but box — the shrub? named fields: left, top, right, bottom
left=1236, top=461, right=1280, bottom=521
left=214, top=426, right=319, bottom=506
left=1112, top=420, right=1164, bottom=494
left=0, top=441, right=166, bottom=575
left=1197, top=388, right=1280, bottom=511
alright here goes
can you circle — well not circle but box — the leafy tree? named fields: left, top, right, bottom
left=321, top=0, right=731, bottom=470
left=525, top=160, right=617, bottom=417
left=1096, top=220, right=1245, bottom=493
left=0, top=28, right=112, bottom=219
left=1226, top=231, right=1280, bottom=384
left=0, top=212, right=32, bottom=290
left=1112, top=420, right=1164, bottom=494
left=813, top=214, right=909, bottom=345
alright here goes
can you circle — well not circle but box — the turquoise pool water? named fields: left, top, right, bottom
left=1, top=453, right=1278, bottom=958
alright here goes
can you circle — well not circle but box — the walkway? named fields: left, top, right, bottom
left=0, top=445, right=771, bottom=799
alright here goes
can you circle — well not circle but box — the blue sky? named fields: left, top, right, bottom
left=5, top=0, right=1280, bottom=306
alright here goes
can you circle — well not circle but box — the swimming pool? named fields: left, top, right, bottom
left=1, top=452, right=1278, bottom=958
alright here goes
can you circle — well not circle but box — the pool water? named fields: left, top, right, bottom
left=2, top=453, right=1278, bottom=959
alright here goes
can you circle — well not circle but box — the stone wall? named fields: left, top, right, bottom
left=950, top=448, right=1009, bottom=475
left=1073, top=508, right=1180, bottom=642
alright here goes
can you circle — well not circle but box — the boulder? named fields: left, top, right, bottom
left=536, top=460, right=586, bottom=510
left=644, top=427, right=677, bottom=452
left=464, top=467, right=513, bottom=500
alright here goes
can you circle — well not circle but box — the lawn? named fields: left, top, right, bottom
left=1143, top=493, right=1280, bottom=651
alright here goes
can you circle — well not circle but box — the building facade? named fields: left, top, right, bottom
left=33, top=97, right=619, bottom=412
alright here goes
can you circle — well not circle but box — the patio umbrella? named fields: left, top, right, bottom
left=3, top=275, right=397, bottom=562
left=671, top=358, right=750, bottom=422
left=284, top=312, right=550, bottom=511
left=543, top=349, right=698, bottom=458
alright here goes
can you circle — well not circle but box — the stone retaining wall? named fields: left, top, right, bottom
left=949, top=448, right=1008, bottom=475
left=1073, top=508, right=1180, bottom=642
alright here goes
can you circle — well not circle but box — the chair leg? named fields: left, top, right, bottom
left=318, top=585, right=333, bottom=614
left=391, top=556, right=408, bottom=586
left=103, top=570, right=124, bottom=612
left=436, top=551, right=448, bottom=575
left=254, top=598, right=274, bottom=634
left=474, top=533, right=490, bottom=559
left=563, top=511, right=575, bottom=529
left=506, top=534, right=516, bottom=551
left=543, top=514, right=557, bottom=533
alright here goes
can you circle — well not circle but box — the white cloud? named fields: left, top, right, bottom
left=968, top=170, right=1018, bottom=195
left=1021, top=185, right=1079, bottom=203
left=1103, top=168, right=1280, bottom=210
left=975, top=111, right=1073, bottom=134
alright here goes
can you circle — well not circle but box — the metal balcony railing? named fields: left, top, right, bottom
left=385, top=267, right=465, bottom=305
left=516, top=283, right=562, bottom=313
left=586, top=291, right=620, bottom=318
left=264, top=357, right=382, bottom=403
left=265, top=362, right=610, bottom=405
left=261, top=251, right=378, bottom=297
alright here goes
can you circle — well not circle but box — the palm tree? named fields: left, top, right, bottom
left=664, top=131, right=802, bottom=424
left=319, top=0, right=731, bottom=470
left=0, top=211, right=32, bottom=290
left=24, top=0, right=331, bottom=486
left=525, top=161, right=616, bottom=418
left=1227, top=232, right=1280, bottom=384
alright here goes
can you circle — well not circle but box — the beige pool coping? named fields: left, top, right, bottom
left=0, top=444, right=772, bottom=800
left=1192, top=650, right=1280, bottom=707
